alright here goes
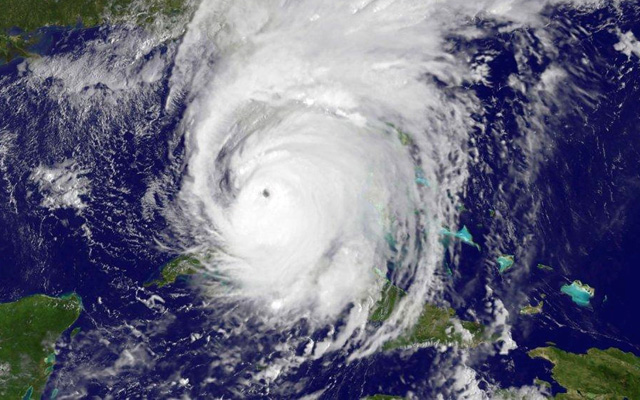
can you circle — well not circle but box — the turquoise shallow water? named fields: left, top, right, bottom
left=497, top=255, right=514, bottom=274
left=440, top=226, right=480, bottom=249
left=561, top=282, right=594, bottom=307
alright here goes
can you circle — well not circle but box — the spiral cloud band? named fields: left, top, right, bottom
left=170, top=0, right=482, bottom=346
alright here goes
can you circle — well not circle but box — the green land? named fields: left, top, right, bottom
left=145, top=254, right=203, bottom=288
left=359, top=290, right=485, bottom=400
left=528, top=346, right=640, bottom=399
left=385, top=122, right=413, bottom=147
left=537, top=263, right=554, bottom=271
left=382, top=303, right=485, bottom=350
left=369, top=282, right=406, bottom=322
left=493, top=388, right=545, bottom=400
left=534, top=378, right=551, bottom=388
left=0, top=0, right=187, bottom=62
left=370, top=283, right=485, bottom=350
left=520, top=300, right=543, bottom=315
left=0, top=294, right=82, bottom=399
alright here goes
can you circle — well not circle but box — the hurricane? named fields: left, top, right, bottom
left=4, top=0, right=638, bottom=398
left=165, top=0, right=487, bottom=355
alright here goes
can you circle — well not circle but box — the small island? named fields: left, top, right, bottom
left=537, top=263, right=554, bottom=271
left=0, top=293, right=82, bottom=399
left=520, top=300, right=543, bottom=315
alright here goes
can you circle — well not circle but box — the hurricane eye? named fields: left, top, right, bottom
left=262, top=189, right=270, bottom=198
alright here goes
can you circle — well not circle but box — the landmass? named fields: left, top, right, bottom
left=528, top=346, right=640, bottom=399
left=493, top=388, right=546, bottom=399
left=0, top=293, right=82, bottom=399
left=537, top=263, right=554, bottom=271
left=0, top=34, right=34, bottom=62
left=519, top=300, right=543, bottom=315
left=70, top=327, right=81, bottom=338
left=145, top=254, right=203, bottom=288
left=386, top=122, right=413, bottom=147
left=560, top=280, right=594, bottom=307
left=497, top=255, right=515, bottom=273
left=0, top=0, right=188, bottom=62
left=384, top=122, right=432, bottom=189
left=382, top=303, right=485, bottom=350
left=534, top=378, right=551, bottom=388
left=370, top=283, right=485, bottom=350
left=369, top=282, right=405, bottom=322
